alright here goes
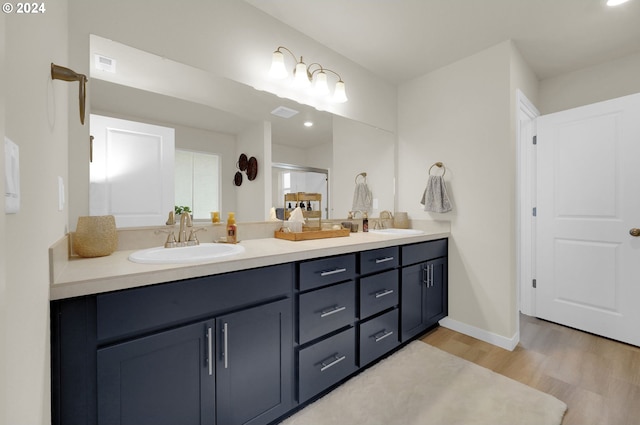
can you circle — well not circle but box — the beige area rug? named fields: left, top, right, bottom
left=281, top=341, right=566, bottom=425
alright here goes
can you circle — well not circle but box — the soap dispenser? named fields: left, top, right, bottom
left=226, top=212, right=237, bottom=243
left=362, top=212, right=369, bottom=232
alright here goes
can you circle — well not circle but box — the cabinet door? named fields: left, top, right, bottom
left=97, top=320, right=215, bottom=425
left=216, top=298, right=293, bottom=425
left=400, top=257, right=448, bottom=342
left=424, top=257, right=448, bottom=326
left=401, top=262, right=425, bottom=341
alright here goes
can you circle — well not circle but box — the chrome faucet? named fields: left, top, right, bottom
left=379, top=210, right=393, bottom=229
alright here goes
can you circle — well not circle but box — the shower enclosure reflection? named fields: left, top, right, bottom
left=272, top=163, right=329, bottom=220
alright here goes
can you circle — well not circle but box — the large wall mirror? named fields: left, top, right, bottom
left=73, top=34, right=395, bottom=228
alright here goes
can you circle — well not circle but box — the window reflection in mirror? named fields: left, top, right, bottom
left=175, top=150, right=221, bottom=220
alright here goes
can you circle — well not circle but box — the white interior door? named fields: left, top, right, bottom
left=90, top=114, right=175, bottom=227
left=536, top=92, right=640, bottom=346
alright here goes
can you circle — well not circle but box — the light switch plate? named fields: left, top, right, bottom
left=58, top=176, right=65, bottom=211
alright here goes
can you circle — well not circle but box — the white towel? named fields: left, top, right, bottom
left=352, top=182, right=373, bottom=213
left=420, top=175, right=452, bottom=213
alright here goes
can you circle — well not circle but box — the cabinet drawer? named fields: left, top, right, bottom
left=299, top=254, right=356, bottom=291
left=298, top=327, right=357, bottom=403
left=401, top=239, right=447, bottom=266
left=96, top=263, right=293, bottom=343
left=360, top=246, right=399, bottom=275
left=359, top=308, right=399, bottom=366
left=359, top=269, right=399, bottom=319
left=299, top=281, right=355, bottom=344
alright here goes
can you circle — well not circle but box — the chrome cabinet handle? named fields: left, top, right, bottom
left=373, top=330, right=394, bottom=343
left=320, top=354, right=346, bottom=372
left=207, top=327, right=213, bottom=376
left=320, top=268, right=347, bottom=277
left=320, top=305, right=346, bottom=318
left=375, top=256, right=394, bottom=264
left=430, top=264, right=434, bottom=287
left=223, top=322, right=229, bottom=369
left=422, top=264, right=428, bottom=285
left=375, top=289, right=394, bottom=298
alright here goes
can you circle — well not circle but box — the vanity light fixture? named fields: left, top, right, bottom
left=269, top=46, right=348, bottom=103
left=303, top=121, right=313, bottom=127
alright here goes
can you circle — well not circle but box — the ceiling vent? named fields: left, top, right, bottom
left=271, top=106, right=299, bottom=119
left=94, top=54, right=116, bottom=73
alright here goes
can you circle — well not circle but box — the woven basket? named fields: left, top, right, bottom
left=393, top=212, right=409, bottom=229
left=74, top=215, right=118, bottom=258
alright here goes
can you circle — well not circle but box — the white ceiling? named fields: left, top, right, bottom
left=245, top=0, right=640, bottom=84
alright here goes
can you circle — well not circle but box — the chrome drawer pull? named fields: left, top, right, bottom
left=320, top=268, right=347, bottom=277
left=207, top=327, right=213, bottom=376
left=320, top=305, right=346, bottom=318
left=375, top=256, right=394, bottom=264
left=374, top=330, right=394, bottom=343
left=374, top=289, right=394, bottom=298
left=320, top=354, right=346, bottom=372
left=223, top=322, right=229, bottom=369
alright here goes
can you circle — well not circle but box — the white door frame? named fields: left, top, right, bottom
left=516, top=90, right=540, bottom=316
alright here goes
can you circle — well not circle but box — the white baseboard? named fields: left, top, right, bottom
left=438, top=317, right=520, bottom=351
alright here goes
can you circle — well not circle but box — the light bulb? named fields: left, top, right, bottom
left=333, top=80, right=348, bottom=103
left=314, top=71, right=330, bottom=96
left=269, top=50, right=288, bottom=79
left=293, top=61, right=311, bottom=88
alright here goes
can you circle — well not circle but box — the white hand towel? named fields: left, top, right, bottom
left=352, top=183, right=373, bottom=213
left=420, top=175, right=452, bottom=213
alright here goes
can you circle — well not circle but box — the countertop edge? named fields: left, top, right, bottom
left=50, top=232, right=449, bottom=301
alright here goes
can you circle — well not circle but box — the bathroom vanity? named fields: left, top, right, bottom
left=50, top=232, right=448, bottom=425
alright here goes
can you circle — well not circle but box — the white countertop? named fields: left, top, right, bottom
left=50, top=231, right=449, bottom=301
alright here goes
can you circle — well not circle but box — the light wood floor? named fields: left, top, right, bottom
left=421, top=314, right=640, bottom=425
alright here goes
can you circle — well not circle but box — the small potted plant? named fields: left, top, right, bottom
left=174, top=205, right=192, bottom=217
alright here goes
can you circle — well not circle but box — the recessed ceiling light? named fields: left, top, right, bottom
left=303, top=121, right=313, bottom=127
left=607, top=0, right=630, bottom=6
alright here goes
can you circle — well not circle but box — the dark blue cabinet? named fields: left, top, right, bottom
left=401, top=240, right=448, bottom=342
left=97, top=320, right=216, bottom=425
left=96, top=298, right=292, bottom=425
left=216, top=298, right=292, bottom=425
left=51, top=241, right=448, bottom=425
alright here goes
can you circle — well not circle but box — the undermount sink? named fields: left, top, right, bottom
left=128, top=243, right=245, bottom=264
left=368, top=228, right=424, bottom=236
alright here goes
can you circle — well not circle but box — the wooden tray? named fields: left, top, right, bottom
left=274, top=228, right=350, bottom=241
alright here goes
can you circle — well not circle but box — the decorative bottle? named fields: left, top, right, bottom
left=226, top=212, right=237, bottom=243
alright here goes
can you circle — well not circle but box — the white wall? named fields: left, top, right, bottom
left=332, top=116, right=395, bottom=219
left=539, top=51, right=640, bottom=114
left=236, top=121, right=271, bottom=222
left=398, top=41, right=518, bottom=342
left=272, top=143, right=307, bottom=165
left=4, top=2, right=69, bottom=424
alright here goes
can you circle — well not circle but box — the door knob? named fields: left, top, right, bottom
left=630, top=228, right=640, bottom=237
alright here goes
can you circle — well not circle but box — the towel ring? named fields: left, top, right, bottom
left=355, top=172, right=367, bottom=184
left=429, top=162, right=446, bottom=176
